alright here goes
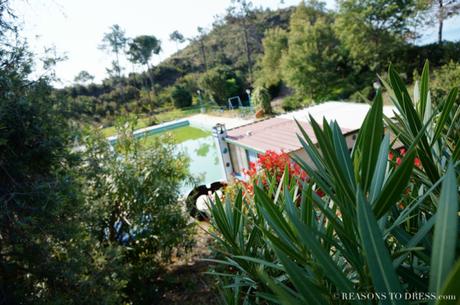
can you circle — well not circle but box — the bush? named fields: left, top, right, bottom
left=82, top=117, right=195, bottom=304
left=171, top=85, right=193, bottom=108
left=281, top=94, right=304, bottom=111
left=0, top=66, right=125, bottom=304
left=251, top=86, right=272, bottom=114
left=432, top=60, right=460, bottom=103
left=198, top=65, right=243, bottom=105
left=208, top=62, right=460, bottom=304
left=349, top=85, right=375, bottom=103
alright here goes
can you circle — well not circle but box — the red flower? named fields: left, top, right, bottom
left=315, top=188, right=325, bottom=197
left=399, top=148, right=406, bottom=156
left=414, top=157, right=421, bottom=168
left=396, top=157, right=402, bottom=165
left=389, top=151, right=394, bottom=161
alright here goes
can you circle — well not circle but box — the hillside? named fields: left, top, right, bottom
left=164, top=7, right=293, bottom=77
left=57, top=6, right=294, bottom=126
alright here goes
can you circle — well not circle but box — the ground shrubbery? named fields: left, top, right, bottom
left=171, top=85, right=193, bottom=108
left=0, top=29, right=196, bottom=303
left=208, top=62, right=460, bottom=304
left=251, top=86, right=272, bottom=114
left=82, top=116, right=195, bottom=304
left=281, top=94, right=306, bottom=111
left=198, top=65, right=245, bottom=106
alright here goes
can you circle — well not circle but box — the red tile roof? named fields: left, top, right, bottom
left=226, top=118, right=352, bottom=153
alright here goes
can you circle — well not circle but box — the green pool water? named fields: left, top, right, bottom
left=139, top=126, right=224, bottom=193
left=139, top=126, right=210, bottom=146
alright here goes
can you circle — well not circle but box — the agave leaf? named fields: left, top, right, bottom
left=392, top=215, right=436, bottom=267
left=433, top=87, right=458, bottom=144
left=258, top=271, right=306, bottom=305
left=357, top=188, right=407, bottom=305
left=281, top=189, right=357, bottom=294
left=332, top=121, right=355, bottom=189
left=372, top=149, right=415, bottom=218
left=429, top=163, right=459, bottom=294
left=369, top=133, right=390, bottom=203
left=275, top=249, right=330, bottom=305
left=436, top=258, right=460, bottom=305
left=419, top=60, right=430, bottom=117
left=354, top=90, right=384, bottom=192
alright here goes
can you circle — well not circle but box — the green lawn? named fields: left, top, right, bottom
left=139, top=126, right=211, bottom=147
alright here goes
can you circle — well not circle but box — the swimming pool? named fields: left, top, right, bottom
left=108, top=119, right=225, bottom=193
left=177, top=134, right=224, bottom=193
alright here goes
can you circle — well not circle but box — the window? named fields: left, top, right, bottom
left=246, top=149, right=258, bottom=166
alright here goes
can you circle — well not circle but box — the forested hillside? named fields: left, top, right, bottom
left=60, top=0, right=460, bottom=128
left=58, top=6, right=293, bottom=125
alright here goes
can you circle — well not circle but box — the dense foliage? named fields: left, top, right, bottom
left=171, top=85, right=193, bottom=108
left=82, top=117, right=195, bottom=304
left=0, top=4, right=195, bottom=303
left=208, top=63, right=460, bottom=304
left=251, top=86, right=272, bottom=114
left=57, top=1, right=460, bottom=125
left=198, top=65, right=244, bottom=105
left=0, top=7, right=126, bottom=303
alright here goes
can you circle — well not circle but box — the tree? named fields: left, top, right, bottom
left=169, top=30, right=185, bottom=51
left=195, top=27, right=209, bottom=72
left=99, top=24, right=128, bottom=79
left=335, top=0, right=418, bottom=70
left=126, top=35, right=161, bottom=94
left=82, top=117, right=195, bottom=304
left=0, top=5, right=125, bottom=303
left=74, top=70, right=95, bottom=84
left=198, top=65, right=243, bottom=105
left=251, top=86, right=272, bottom=114
left=228, top=0, right=255, bottom=83
left=171, top=85, right=193, bottom=108
left=256, top=27, right=288, bottom=88
left=419, top=0, right=460, bottom=44
left=281, top=3, right=346, bottom=100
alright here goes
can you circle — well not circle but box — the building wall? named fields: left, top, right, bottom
left=228, top=143, right=249, bottom=176
left=226, top=130, right=359, bottom=178
left=288, top=131, right=358, bottom=169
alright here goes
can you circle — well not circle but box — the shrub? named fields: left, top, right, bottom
left=198, top=65, right=243, bottom=105
left=226, top=150, right=307, bottom=199
left=432, top=60, right=460, bottom=103
left=251, top=86, right=272, bottom=114
left=0, top=64, right=126, bottom=305
left=208, top=62, right=460, bottom=304
left=82, top=117, right=195, bottom=304
left=171, top=85, right=193, bottom=108
left=281, top=94, right=304, bottom=111
left=349, top=85, right=374, bottom=103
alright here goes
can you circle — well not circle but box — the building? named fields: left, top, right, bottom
left=213, top=101, right=398, bottom=181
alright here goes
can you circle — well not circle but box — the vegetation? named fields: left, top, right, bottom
left=57, top=0, right=460, bottom=126
left=82, top=118, right=195, bottom=304
left=2, top=0, right=460, bottom=303
left=198, top=65, right=244, bottom=105
left=171, top=85, right=193, bottom=108
left=0, top=4, right=196, bottom=303
left=208, top=62, right=460, bottom=304
left=251, top=86, right=272, bottom=114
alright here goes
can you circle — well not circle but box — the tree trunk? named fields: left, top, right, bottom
left=199, top=40, right=208, bottom=72
left=438, top=0, right=444, bottom=45
left=241, top=18, right=253, bottom=83
left=146, top=63, right=156, bottom=111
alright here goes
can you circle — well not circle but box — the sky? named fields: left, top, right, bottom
left=9, top=0, right=460, bottom=87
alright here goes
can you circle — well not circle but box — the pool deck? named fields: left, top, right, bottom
left=188, top=114, right=254, bottom=130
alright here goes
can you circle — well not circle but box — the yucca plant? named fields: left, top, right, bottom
left=207, top=61, right=459, bottom=305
